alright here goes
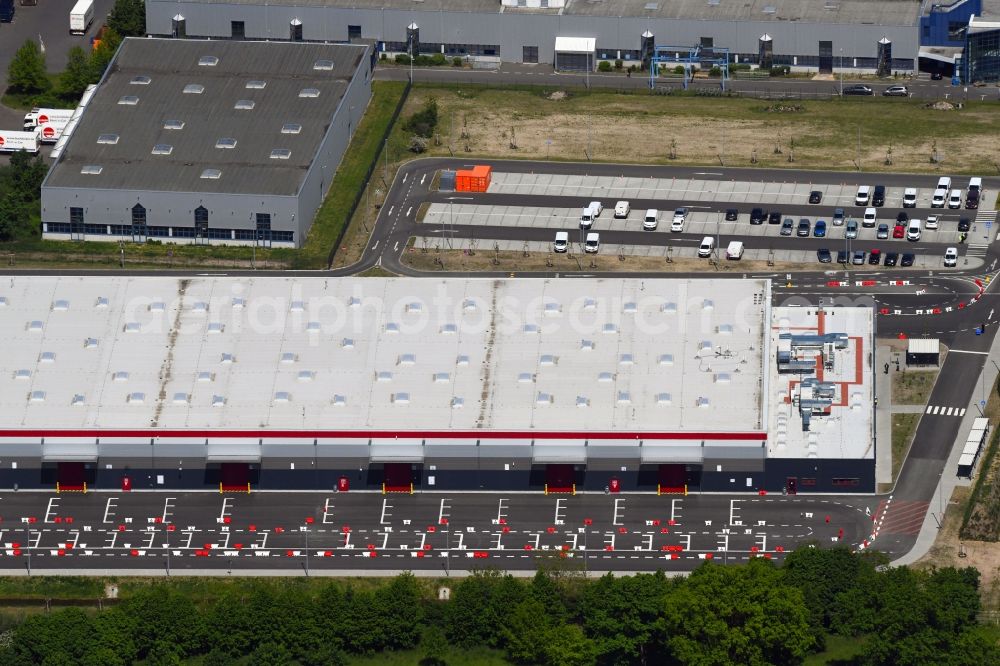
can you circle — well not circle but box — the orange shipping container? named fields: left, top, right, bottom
left=455, top=164, right=491, bottom=192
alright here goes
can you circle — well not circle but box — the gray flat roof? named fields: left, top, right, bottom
left=170, top=0, right=921, bottom=26
left=44, top=38, right=366, bottom=196
left=0, top=276, right=769, bottom=436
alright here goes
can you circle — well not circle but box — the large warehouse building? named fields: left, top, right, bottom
left=40, top=38, right=374, bottom=248
left=147, top=0, right=921, bottom=72
left=0, top=276, right=874, bottom=493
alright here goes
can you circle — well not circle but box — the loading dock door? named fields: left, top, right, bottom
left=658, top=464, right=687, bottom=495
left=383, top=463, right=414, bottom=493
left=57, top=462, right=86, bottom=491
left=554, top=36, right=595, bottom=72
left=819, top=41, right=833, bottom=74
left=220, top=463, right=250, bottom=492
left=545, top=464, right=576, bottom=493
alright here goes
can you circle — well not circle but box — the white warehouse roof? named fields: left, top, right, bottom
left=554, top=37, right=596, bottom=54
left=0, top=277, right=770, bottom=437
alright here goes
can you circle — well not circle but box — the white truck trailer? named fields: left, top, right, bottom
left=0, top=130, right=41, bottom=155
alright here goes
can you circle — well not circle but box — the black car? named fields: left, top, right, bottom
left=884, top=252, right=899, bottom=267
left=843, top=84, right=874, bottom=96
left=872, top=185, right=886, bottom=207
left=896, top=211, right=909, bottom=224
left=725, top=208, right=739, bottom=221
left=750, top=207, right=765, bottom=225
left=796, top=219, right=811, bottom=237
left=958, top=218, right=971, bottom=232
left=868, top=249, right=882, bottom=265
left=837, top=250, right=849, bottom=264
left=966, top=191, right=980, bottom=210
left=817, top=248, right=832, bottom=263
left=931, top=72, right=944, bottom=80
left=809, top=190, right=823, bottom=204
left=768, top=210, right=782, bottom=225
left=901, top=253, right=915, bottom=267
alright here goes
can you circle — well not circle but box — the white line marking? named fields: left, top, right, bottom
left=949, top=349, right=990, bottom=355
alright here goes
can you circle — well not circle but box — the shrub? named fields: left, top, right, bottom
left=709, top=65, right=722, bottom=77
left=380, top=53, right=387, bottom=61
left=430, top=53, right=447, bottom=66
left=403, top=98, right=439, bottom=138
left=614, top=59, right=623, bottom=70
left=597, top=60, right=612, bottom=72
left=452, top=56, right=463, bottom=67
left=673, top=65, right=685, bottom=74
left=769, top=65, right=790, bottom=77
left=395, top=54, right=411, bottom=65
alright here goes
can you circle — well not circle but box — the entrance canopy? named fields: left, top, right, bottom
left=533, top=440, right=587, bottom=464
left=206, top=438, right=261, bottom=462
left=42, top=437, right=98, bottom=462
left=554, top=36, right=595, bottom=72
left=370, top=438, right=424, bottom=463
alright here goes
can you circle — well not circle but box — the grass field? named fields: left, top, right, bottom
left=403, top=84, right=1000, bottom=174
left=892, top=413, right=921, bottom=484
left=892, top=369, right=939, bottom=405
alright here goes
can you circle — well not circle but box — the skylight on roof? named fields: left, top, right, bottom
left=128, top=392, right=145, bottom=404
left=281, top=123, right=302, bottom=134
left=234, top=99, right=255, bottom=110
left=118, top=95, right=139, bottom=106
left=80, top=165, right=103, bottom=175
left=151, top=144, right=173, bottom=155
left=183, top=84, right=205, bottom=94
left=30, top=390, right=46, bottom=402
left=200, top=169, right=222, bottom=179
left=299, top=88, right=321, bottom=98
left=198, top=55, right=219, bottom=66
left=97, top=134, right=119, bottom=145
left=269, top=148, right=292, bottom=160
left=313, top=59, right=335, bottom=71
left=130, top=75, right=151, bottom=85
left=216, top=137, right=237, bottom=149
left=163, top=119, right=185, bottom=130
left=246, top=80, right=267, bottom=89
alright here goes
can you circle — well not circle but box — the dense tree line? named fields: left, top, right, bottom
left=0, top=152, right=49, bottom=241
left=0, top=549, right=996, bottom=665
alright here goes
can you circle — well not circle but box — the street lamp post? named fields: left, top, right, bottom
left=839, top=48, right=844, bottom=96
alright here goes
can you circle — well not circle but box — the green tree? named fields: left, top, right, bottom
left=89, top=28, right=123, bottom=83
left=579, top=572, right=672, bottom=666
left=543, top=623, right=597, bottom=666
left=375, top=572, right=425, bottom=650
left=249, top=641, right=292, bottom=666
left=59, top=46, right=93, bottom=99
left=419, top=626, right=449, bottom=666
left=107, top=0, right=146, bottom=37
left=447, top=571, right=526, bottom=648
left=781, top=546, right=872, bottom=629
left=502, top=598, right=552, bottom=664
left=7, top=40, right=49, bottom=95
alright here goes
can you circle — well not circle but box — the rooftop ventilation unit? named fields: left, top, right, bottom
left=39, top=351, right=56, bottom=363
left=433, top=372, right=450, bottom=383
left=113, top=371, right=129, bottom=381
left=128, top=392, right=145, bottom=404
left=130, top=75, right=151, bottom=85
left=84, top=337, right=98, bottom=349
left=72, top=394, right=85, bottom=406
left=216, top=137, right=237, bottom=149
left=274, top=392, right=292, bottom=403
left=29, top=391, right=46, bottom=403
left=198, top=55, right=219, bottom=66
left=163, top=120, right=184, bottom=130
left=80, top=165, right=103, bottom=175
left=151, top=144, right=173, bottom=155
left=281, top=123, right=302, bottom=134
left=656, top=393, right=672, bottom=405
left=298, top=371, right=316, bottom=382
left=332, top=395, right=347, bottom=406
left=27, top=320, right=43, bottom=332
left=220, top=352, right=235, bottom=364
left=118, top=96, right=139, bottom=106
left=97, top=134, right=119, bottom=145
left=619, top=353, right=634, bottom=365
left=52, top=299, right=69, bottom=311
left=173, top=393, right=190, bottom=404
left=280, top=352, right=298, bottom=363
left=183, top=84, right=205, bottom=94
left=235, top=100, right=255, bottom=110
left=200, top=169, right=221, bottom=179
left=299, top=88, right=320, bottom=98
left=246, top=80, right=267, bottom=89
left=392, top=392, right=411, bottom=404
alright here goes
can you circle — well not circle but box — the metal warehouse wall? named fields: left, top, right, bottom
left=147, top=3, right=919, bottom=64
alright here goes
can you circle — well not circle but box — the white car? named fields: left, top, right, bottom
left=925, top=215, right=938, bottom=230
left=584, top=232, right=600, bottom=254
left=588, top=201, right=603, bottom=217
left=643, top=209, right=659, bottom=231
left=670, top=207, right=688, bottom=232
left=553, top=231, right=569, bottom=253
left=902, top=188, right=917, bottom=208
left=944, top=247, right=958, bottom=267
left=614, top=201, right=630, bottom=218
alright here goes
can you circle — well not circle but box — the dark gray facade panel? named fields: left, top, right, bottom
left=703, top=457, right=766, bottom=472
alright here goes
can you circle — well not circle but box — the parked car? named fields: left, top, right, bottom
left=614, top=201, right=630, bottom=218
left=768, top=210, right=782, bottom=225
left=837, top=250, right=849, bottom=264
left=844, top=84, right=874, bottom=96
left=868, top=249, right=882, bottom=265
left=814, top=220, right=827, bottom=237
left=780, top=218, right=794, bottom=236
left=893, top=223, right=905, bottom=239
left=553, top=231, right=569, bottom=253
left=670, top=208, right=688, bottom=231
left=931, top=72, right=943, bottom=80
left=883, top=85, right=909, bottom=97
left=643, top=209, right=659, bottom=231
left=796, top=219, right=811, bottom=237
left=958, top=218, right=971, bottom=232
left=876, top=223, right=889, bottom=240
left=750, top=207, right=765, bottom=224
left=863, top=208, right=877, bottom=227
left=809, top=190, right=823, bottom=204
left=944, top=247, right=958, bottom=267
left=872, top=185, right=886, bottom=207
left=902, top=188, right=918, bottom=208
left=832, top=208, right=845, bottom=225
left=884, top=252, right=899, bottom=267
left=896, top=211, right=909, bottom=224
left=925, top=215, right=939, bottom=230
left=852, top=250, right=866, bottom=265
left=817, top=248, right=832, bottom=263
left=584, top=232, right=600, bottom=253
left=901, top=253, right=915, bottom=267
left=725, top=208, right=739, bottom=221
left=846, top=219, right=859, bottom=239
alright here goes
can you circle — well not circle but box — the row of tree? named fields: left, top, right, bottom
left=0, top=547, right=996, bottom=666
left=5, top=0, right=145, bottom=106
left=0, top=152, right=49, bottom=241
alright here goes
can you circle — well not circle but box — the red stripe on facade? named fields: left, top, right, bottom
left=0, top=429, right=767, bottom=441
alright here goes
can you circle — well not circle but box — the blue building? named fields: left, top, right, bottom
left=921, top=0, right=982, bottom=46
left=963, top=15, right=1000, bottom=82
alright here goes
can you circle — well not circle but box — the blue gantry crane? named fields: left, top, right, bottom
left=648, top=44, right=731, bottom=91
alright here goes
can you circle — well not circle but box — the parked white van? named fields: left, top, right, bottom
left=726, top=241, right=744, bottom=260
left=948, top=189, right=963, bottom=209
left=863, top=208, right=877, bottom=227
left=937, top=176, right=952, bottom=191
left=855, top=185, right=871, bottom=206
left=580, top=204, right=598, bottom=228
left=902, top=188, right=918, bottom=208
left=553, top=231, right=569, bottom=253
left=698, top=236, right=715, bottom=258
left=931, top=189, right=947, bottom=208
left=584, top=232, right=600, bottom=253
left=643, top=209, right=659, bottom=231
left=906, top=219, right=921, bottom=242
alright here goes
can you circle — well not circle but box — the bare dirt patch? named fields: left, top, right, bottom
left=892, top=370, right=940, bottom=405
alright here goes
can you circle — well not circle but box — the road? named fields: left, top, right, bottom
left=375, top=64, right=986, bottom=102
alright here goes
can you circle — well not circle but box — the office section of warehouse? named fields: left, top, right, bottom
left=40, top=38, right=375, bottom=247
left=0, top=277, right=874, bottom=493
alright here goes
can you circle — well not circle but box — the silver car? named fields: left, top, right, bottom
left=883, top=85, right=909, bottom=97
left=845, top=219, right=859, bottom=239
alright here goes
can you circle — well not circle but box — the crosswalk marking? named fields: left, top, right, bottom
left=925, top=405, right=966, bottom=417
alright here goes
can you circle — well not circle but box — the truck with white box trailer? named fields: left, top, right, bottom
left=0, top=130, right=41, bottom=154
left=69, top=0, right=94, bottom=35
left=24, top=108, right=75, bottom=131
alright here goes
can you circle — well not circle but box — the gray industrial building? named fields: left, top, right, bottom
left=41, top=38, right=374, bottom=248
left=147, top=0, right=921, bottom=73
